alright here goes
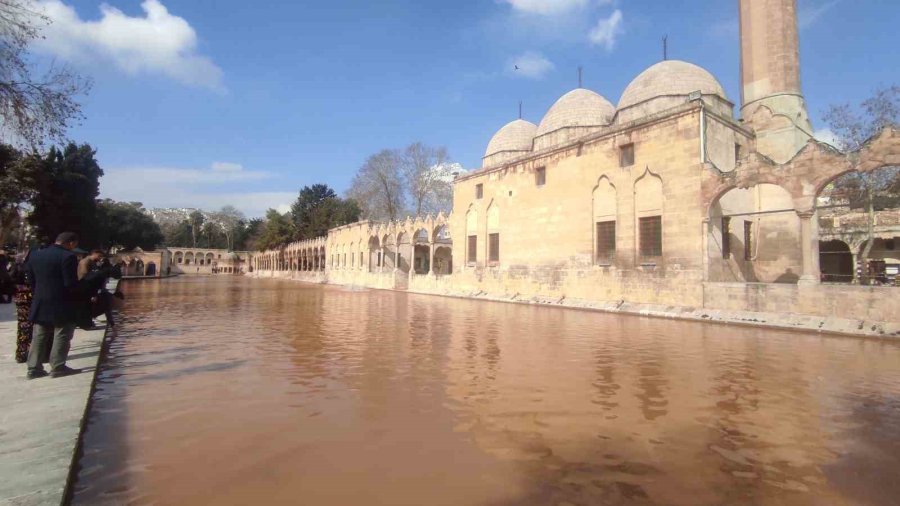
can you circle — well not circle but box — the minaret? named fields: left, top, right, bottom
left=739, top=0, right=813, bottom=163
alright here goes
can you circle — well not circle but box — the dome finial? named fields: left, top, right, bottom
left=578, top=66, right=583, bottom=88
left=662, top=35, right=668, bottom=61
left=518, top=100, right=523, bottom=119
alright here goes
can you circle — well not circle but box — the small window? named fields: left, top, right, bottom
left=535, top=167, right=546, bottom=187
left=596, top=221, right=616, bottom=262
left=489, top=233, right=500, bottom=263
left=476, top=184, right=484, bottom=199
left=886, top=239, right=895, bottom=251
left=639, top=216, right=662, bottom=257
left=467, top=235, right=478, bottom=263
left=743, top=221, right=753, bottom=261
left=619, top=143, right=635, bottom=167
left=721, top=217, right=731, bottom=259
left=735, top=143, right=742, bottom=163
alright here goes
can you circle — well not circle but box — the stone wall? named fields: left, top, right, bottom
left=703, top=281, right=899, bottom=327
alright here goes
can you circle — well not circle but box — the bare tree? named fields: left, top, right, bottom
left=347, top=149, right=406, bottom=222
left=822, top=85, right=899, bottom=283
left=0, top=0, right=91, bottom=148
left=211, top=205, right=244, bottom=250
left=401, top=142, right=453, bottom=216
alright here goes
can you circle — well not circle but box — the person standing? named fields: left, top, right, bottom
left=76, top=249, right=104, bottom=329
left=25, top=232, right=82, bottom=379
left=12, top=250, right=35, bottom=362
left=0, top=251, right=12, bottom=303
left=77, top=249, right=103, bottom=280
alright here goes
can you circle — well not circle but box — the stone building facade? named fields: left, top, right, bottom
left=114, top=248, right=253, bottom=277
left=252, top=0, right=899, bottom=336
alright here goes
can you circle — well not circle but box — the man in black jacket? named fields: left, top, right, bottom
left=25, top=232, right=82, bottom=379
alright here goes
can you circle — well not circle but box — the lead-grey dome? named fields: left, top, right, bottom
left=536, top=88, right=615, bottom=137
left=484, top=119, right=537, bottom=158
left=618, top=60, right=727, bottom=111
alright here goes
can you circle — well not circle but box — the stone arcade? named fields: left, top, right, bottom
left=253, top=0, right=899, bottom=335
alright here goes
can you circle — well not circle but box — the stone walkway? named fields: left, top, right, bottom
left=0, top=286, right=114, bottom=506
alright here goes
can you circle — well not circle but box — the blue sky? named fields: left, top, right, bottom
left=32, top=0, right=900, bottom=217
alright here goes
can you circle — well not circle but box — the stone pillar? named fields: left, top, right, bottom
left=408, top=242, right=415, bottom=281
left=428, top=242, right=435, bottom=276
left=797, top=210, right=820, bottom=284
left=701, top=218, right=710, bottom=282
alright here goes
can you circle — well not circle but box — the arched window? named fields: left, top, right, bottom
left=634, top=170, right=663, bottom=259
left=486, top=202, right=499, bottom=264
left=593, top=177, right=617, bottom=263
left=466, top=206, right=478, bottom=265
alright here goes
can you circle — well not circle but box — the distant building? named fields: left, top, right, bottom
left=114, top=248, right=254, bottom=277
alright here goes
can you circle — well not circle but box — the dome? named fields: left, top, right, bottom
left=618, top=60, right=727, bottom=111
left=483, top=119, right=537, bottom=158
left=536, top=88, right=615, bottom=137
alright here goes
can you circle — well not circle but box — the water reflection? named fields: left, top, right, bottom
left=71, top=277, right=900, bottom=505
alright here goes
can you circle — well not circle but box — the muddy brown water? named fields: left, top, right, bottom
left=70, top=277, right=900, bottom=505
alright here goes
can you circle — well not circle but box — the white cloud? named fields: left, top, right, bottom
left=211, top=162, right=244, bottom=173
left=814, top=128, right=841, bottom=148
left=508, top=51, right=555, bottom=79
left=501, top=0, right=590, bottom=16
left=99, top=165, right=292, bottom=217
left=34, top=0, right=224, bottom=91
left=799, top=0, right=841, bottom=29
left=589, top=9, right=623, bottom=51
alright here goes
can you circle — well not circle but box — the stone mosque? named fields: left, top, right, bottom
left=248, top=0, right=899, bottom=335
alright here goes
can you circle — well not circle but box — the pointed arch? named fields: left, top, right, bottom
left=634, top=168, right=664, bottom=259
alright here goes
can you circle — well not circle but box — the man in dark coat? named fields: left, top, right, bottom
left=25, top=232, right=82, bottom=379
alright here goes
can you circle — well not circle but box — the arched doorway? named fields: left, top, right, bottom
left=708, top=183, right=802, bottom=284
left=819, top=240, right=853, bottom=283
left=146, top=262, right=157, bottom=276
left=413, top=229, right=429, bottom=274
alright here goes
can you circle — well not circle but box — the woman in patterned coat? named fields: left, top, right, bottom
left=13, top=250, right=35, bottom=363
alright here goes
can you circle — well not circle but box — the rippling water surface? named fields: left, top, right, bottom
left=71, top=277, right=900, bottom=505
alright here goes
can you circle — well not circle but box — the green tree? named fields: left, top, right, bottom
left=257, top=209, right=295, bottom=251
left=27, top=143, right=103, bottom=246
left=291, top=184, right=362, bottom=240
left=188, top=210, right=204, bottom=247
left=96, top=200, right=164, bottom=250
left=0, top=144, right=37, bottom=244
left=199, top=221, right=227, bottom=249
left=162, top=220, right=194, bottom=248
left=235, top=218, right=263, bottom=251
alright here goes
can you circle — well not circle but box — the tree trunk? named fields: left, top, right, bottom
left=859, top=177, right=876, bottom=285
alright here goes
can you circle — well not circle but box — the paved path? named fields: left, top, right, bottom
left=0, top=285, right=115, bottom=506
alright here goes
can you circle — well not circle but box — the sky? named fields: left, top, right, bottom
left=29, top=0, right=900, bottom=218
